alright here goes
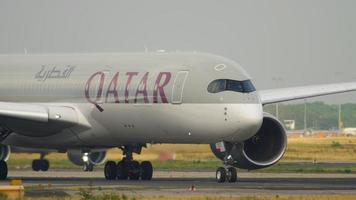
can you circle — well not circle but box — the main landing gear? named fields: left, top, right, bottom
left=32, top=153, right=50, bottom=172
left=216, top=155, right=237, bottom=183
left=32, top=159, right=50, bottom=171
left=104, top=145, right=153, bottom=181
left=0, top=160, right=7, bottom=180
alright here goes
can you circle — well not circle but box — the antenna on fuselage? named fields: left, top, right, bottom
left=94, top=103, right=104, bottom=112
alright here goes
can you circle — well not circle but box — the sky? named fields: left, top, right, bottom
left=0, top=0, right=355, bottom=103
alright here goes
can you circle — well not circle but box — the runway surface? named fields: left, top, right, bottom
left=3, top=170, right=356, bottom=197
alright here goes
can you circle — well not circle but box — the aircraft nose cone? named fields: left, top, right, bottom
left=228, top=103, right=263, bottom=141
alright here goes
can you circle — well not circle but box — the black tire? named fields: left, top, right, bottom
left=41, top=159, right=50, bottom=171
left=0, top=160, right=7, bottom=180
left=140, top=161, right=153, bottom=180
left=32, top=160, right=40, bottom=172
left=83, top=164, right=88, bottom=171
left=216, top=167, right=227, bottom=183
left=87, top=164, right=94, bottom=172
left=83, top=163, right=94, bottom=172
left=129, top=161, right=140, bottom=180
left=227, top=167, right=237, bottom=183
left=117, top=161, right=129, bottom=180
left=104, top=161, right=117, bottom=180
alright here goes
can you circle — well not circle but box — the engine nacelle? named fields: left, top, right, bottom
left=67, top=150, right=107, bottom=166
left=0, top=145, right=10, bottom=161
left=211, top=113, right=287, bottom=170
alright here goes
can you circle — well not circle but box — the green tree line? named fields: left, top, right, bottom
left=264, top=102, right=356, bottom=130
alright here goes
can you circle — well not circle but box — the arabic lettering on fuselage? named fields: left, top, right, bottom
left=35, top=65, right=75, bottom=82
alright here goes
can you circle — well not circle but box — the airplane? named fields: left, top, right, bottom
left=0, top=52, right=355, bottom=183
left=8, top=146, right=106, bottom=172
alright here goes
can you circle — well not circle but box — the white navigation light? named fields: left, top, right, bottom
left=82, top=153, right=89, bottom=162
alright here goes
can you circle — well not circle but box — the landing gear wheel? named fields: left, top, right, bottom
left=104, top=161, right=117, bottom=180
left=108, top=145, right=154, bottom=181
left=83, top=163, right=94, bottom=172
left=41, top=159, right=50, bottom=171
left=32, top=159, right=50, bottom=171
left=128, top=161, right=141, bottom=180
left=140, top=161, right=153, bottom=180
left=227, top=167, right=237, bottom=183
left=117, top=161, right=129, bottom=180
left=32, top=160, right=40, bottom=171
left=0, top=161, right=7, bottom=180
left=216, top=167, right=227, bottom=183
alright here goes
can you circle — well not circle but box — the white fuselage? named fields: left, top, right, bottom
left=0, top=53, right=263, bottom=149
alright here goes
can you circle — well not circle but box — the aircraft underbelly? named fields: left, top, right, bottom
left=1, top=103, right=261, bottom=148
left=76, top=103, right=260, bottom=145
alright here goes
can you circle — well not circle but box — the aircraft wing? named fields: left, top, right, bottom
left=0, top=102, right=50, bottom=123
left=0, top=102, right=90, bottom=137
left=259, top=82, right=356, bottom=105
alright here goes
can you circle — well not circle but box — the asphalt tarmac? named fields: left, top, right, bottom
left=3, top=170, right=356, bottom=197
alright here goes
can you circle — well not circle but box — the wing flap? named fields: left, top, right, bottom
left=259, top=82, right=356, bottom=105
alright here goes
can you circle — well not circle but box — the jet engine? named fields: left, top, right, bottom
left=211, top=113, right=287, bottom=170
left=0, top=145, right=10, bottom=161
left=67, top=150, right=107, bottom=166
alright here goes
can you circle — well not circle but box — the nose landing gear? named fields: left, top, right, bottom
left=216, top=154, right=238, bottom=183
left=82, top=153, right=94, bottom=171
left=104, top=145, right=153, bottom=181
left=83, top=163, right=94, bottom=172
left=216, top=166, right=237, bottom=183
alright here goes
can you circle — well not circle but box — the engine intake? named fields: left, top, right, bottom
left=0, top=145, right=10, bottom=161
left=67, top=150, right=107, bottom=166
left=211, top=113, right=287, bottom=170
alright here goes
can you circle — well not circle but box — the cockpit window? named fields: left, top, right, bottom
left=207, top=79, right=256, bottom=93
left=207, top=79, right=226, bottom=93
left=241, top=80, right=256, bottom=93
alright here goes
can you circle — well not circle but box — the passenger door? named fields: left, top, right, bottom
left=171, top=71, right=189, bottom=104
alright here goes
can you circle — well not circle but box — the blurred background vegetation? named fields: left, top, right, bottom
left=264, top=102, right=356, bottom=130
